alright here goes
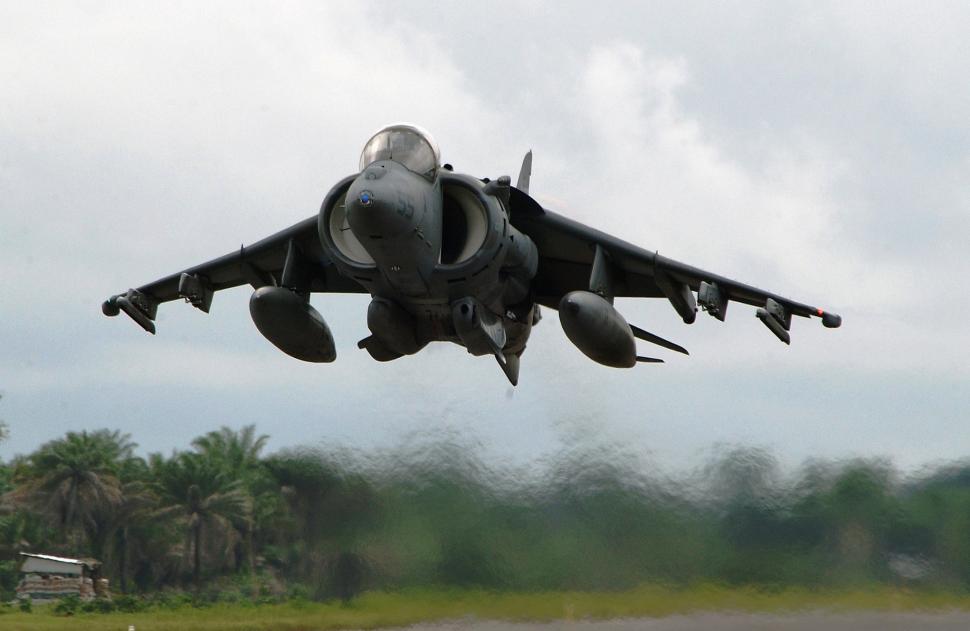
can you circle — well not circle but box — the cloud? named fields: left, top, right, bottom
left=571, top=45, right=881, bottom=304
left=2, top=3, right=969, bottom=468
left=514, top=42, right=968, bottom=377
left=0, top=2, right=507, bottom=328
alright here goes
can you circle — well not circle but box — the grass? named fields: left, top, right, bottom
left=4, top=585, right=970, bottom=630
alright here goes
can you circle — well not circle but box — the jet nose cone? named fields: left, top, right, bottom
left=344, top=159, right=431, bottom=243
left=345, top=169, right=412, bottom=239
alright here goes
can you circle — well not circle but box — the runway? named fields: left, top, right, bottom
left=384, top=611, right=970, bottom=630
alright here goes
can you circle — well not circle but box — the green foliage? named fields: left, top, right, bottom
left=80, top=597, right=116, bottom=613
left=150, top=451, right=251, bottom=585
left=191, top=425, right=269, bottom=480
left=0, top=560, right=18, bottom=600
left=7, top=425, right=970, bottom=603
left=52, top=593, right=81, bottom=615
left=10, top=429, right=137, bottom=558
left=113, top=593, right=147, bottom=612
left=0, top=462, right=12, bottom=495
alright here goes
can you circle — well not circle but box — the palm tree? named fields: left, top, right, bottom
left=151, top=452, right=251, bottom=588
left=12, top=430, right=135, bottom=555
left=96, top=477, right=158, bottom=593
left=191, top=425, right=269, bottom=479
left=191, top=425, right=271, bottom=579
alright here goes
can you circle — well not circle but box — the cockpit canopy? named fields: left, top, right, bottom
left=359, top=124, right=441, bottom=181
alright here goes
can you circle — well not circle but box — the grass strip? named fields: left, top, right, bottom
left=3, top=585, right=970, bottom=630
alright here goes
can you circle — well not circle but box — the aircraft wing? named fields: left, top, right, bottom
left=102, top=215, right=365, bottom=333
left=508, top=192, right=841, bottom=338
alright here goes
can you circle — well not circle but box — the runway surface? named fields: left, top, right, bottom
left=381, top=611, right=970, bottom=630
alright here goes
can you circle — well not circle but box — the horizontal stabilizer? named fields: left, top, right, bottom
left=636, top=356, right=664, bottom=363
left=630, top=324, right=688, bottom=355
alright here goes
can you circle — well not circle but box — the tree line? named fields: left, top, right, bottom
left=2, top=426, right=970, bottom=601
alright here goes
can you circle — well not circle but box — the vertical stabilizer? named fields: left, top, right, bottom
left=516, top=150, right=532, bottom=194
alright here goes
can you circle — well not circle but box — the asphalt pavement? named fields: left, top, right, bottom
left=381, top=611, right=970, bottom=630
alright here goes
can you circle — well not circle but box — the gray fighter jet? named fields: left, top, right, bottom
left=103, top=124, right=841, bottom=385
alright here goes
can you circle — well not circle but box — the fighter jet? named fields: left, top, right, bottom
left=103, top=123, right=841, bottom=385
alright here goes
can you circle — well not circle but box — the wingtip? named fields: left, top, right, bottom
left=820, top=310, right=842, bottom=328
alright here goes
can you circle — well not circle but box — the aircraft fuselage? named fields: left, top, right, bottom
left=318, top=161, right=539, bottom=380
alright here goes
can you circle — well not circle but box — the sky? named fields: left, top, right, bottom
left=1, top=1, right=968, bottom=474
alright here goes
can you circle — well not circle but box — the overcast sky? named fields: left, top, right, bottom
left=1, top=1, right=968, bottom=473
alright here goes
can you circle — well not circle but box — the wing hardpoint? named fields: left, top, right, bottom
left=508, top=191, right=841, bottom=341
left=102, top=215, right=365, bottom=333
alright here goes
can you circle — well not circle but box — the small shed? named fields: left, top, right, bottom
left=16, top=553, right=109, bottom=601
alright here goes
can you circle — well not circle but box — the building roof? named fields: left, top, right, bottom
left=19, top=552, right=99, bottom=568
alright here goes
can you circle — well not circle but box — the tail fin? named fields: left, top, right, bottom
left=516, top=150, right=532, bottom=194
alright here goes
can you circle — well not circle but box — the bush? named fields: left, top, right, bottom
left=153, top=591, right=195, bottom=610
left=81, top=597, right=116, bottom=613
left=17, top=598, right=31, bottom=613
left=53, top=594, right=81, bottom=616
left=0, top=560, right=18, bottom=601
left=286, top=583, right=311, bottom=602
left=113, top=594, right=146, bottom=613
